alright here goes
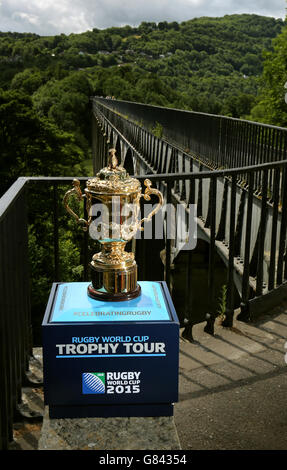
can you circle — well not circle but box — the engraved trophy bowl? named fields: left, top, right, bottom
left=63, top=148, right=163, bottom=301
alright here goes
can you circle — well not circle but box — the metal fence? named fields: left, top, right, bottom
left=1, top=99, right=287, bottom=448
left=1, top=161, right=287, bottom=447
left=92, top=99, right=287, bottom=304
left=0, top=178, right=31, bottom=449
left=95, top=97, right=287, bottom=170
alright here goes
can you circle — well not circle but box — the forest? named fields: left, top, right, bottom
left=1, top=13, right=286, bottom=194
left=1, top=13, right=287, bottom=334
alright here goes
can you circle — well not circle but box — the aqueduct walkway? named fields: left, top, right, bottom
left=1, top=97, right=287, bottom=449
left=92, top=97, right=287, bottom=335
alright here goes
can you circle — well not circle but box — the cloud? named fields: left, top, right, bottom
left=12, top=12, right=40, bottom=26
left=0, top=0, right=285, bottom=35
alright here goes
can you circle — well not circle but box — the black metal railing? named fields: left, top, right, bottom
left=94, top=97, right=287, bottom=172
left=2, top=98, right=287, bottom=449
left=91, top=98, right=287, bottom=325
left=1, top=158, right=287, bottom=447
left=0, top=178, right=31, bottom=449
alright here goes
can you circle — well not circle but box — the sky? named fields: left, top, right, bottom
left=0, top=0, right=286, bottom=36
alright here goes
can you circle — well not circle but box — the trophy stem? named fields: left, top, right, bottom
left=87, top=239, right=141, bottom=301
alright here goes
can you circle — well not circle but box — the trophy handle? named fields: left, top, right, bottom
left=138, top=179, right=163, bottom=230
left=63, top=179, right=91, bottom=232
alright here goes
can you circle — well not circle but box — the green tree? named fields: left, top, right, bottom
left=10, top=68, right=46, bottom=94
left=222, top=93, right=256, bottom=118
left=33, top=71, right=93, bottom=149
left=0, top=89, right=84, bottom=194
left=250, top=21, right=287, bottom=126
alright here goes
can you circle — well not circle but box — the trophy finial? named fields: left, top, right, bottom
left=108, top=148, right=118, bottom=170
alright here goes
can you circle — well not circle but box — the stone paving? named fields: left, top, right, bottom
left=39, top=410, right=181, bottom=450
left=175, top=303, right=287, bottom=450
left=8, top=301, right=287, bottom=450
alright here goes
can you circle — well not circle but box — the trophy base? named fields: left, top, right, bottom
left=88, top=261, right=141, bottom=302
left=87, top=283, right=141, bottom=302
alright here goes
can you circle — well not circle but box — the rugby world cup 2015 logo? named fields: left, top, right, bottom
left=82, top=372, right=105, bottom=394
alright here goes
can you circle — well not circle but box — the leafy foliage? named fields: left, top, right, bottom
left=250, top=22, right=287, bottom=126
left=0, top=89, right=85, bottom=193
left=0, top=14, right=284, bottom=119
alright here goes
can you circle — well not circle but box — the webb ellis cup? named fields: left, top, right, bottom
left=63, top=148, right=163, bottom=301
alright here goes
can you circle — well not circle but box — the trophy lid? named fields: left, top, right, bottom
left=86, top=148, right=141, bottom=195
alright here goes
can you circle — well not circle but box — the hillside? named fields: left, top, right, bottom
left=0, top=14, right=285, bottom=117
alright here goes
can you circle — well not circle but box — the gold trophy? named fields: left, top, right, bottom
left=63, top=149, right=163, bottom=301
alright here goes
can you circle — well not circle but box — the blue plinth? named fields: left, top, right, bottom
left=50, top=281, right=171, bottom=323
left=42, top=281, right=179, bottom=418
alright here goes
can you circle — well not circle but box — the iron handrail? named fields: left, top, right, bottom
left=94, top=98, right=287, bottom=174
left=2, top=96, right=287, bottom=449
left=95, top=96, right=287, bottom=133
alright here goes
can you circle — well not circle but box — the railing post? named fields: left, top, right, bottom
left=53, top=182, right=60, bottom=282
left=277, top=164, right=287, bottom=286
left=238, top=172, right=254, bottom=322
left=256, top=169, right=268, bottom=296
left=165, top=181, right=172, bottom=292
left=216, top=178, right=228, bottom=241
left=268, top=167, right=280, bottom=291
left=222, top=175, right=237, bottom=327
left=204, top=177, right=217, bottom=335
